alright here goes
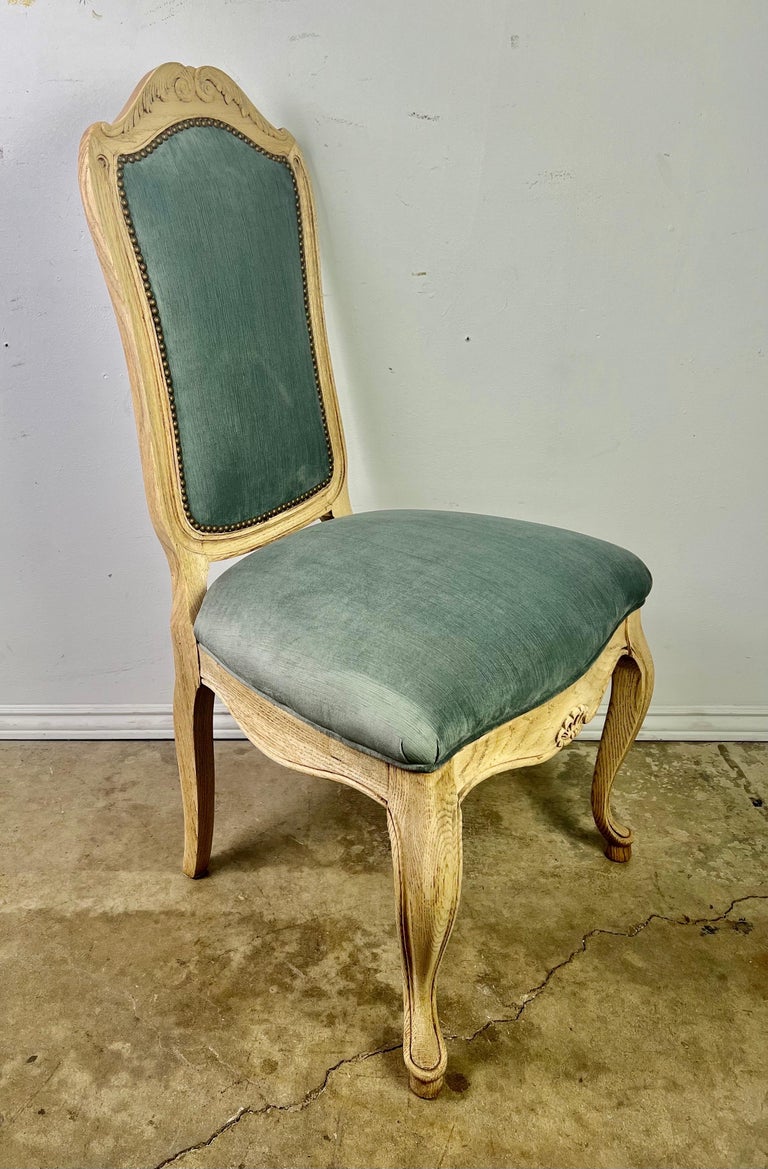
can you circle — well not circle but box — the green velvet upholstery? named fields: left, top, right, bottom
left=120, top=122, right=331, bottom=531
left=195, top=510, right=652, bottom=771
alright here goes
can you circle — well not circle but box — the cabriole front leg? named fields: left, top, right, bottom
left=386, top=764, right=462, bottom=1099
left=591, top=611, right=654, bottom=862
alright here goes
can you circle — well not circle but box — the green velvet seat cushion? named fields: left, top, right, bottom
left=195, top=510, right=652, bottom=771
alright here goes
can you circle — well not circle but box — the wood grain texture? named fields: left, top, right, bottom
left=387, top=765, right=462, bottom=1099
left=591, top=609, right=655, bottom=862
left=79, top=64, right=655, bottom=1098
left=168, top=549, right=215, bottom=877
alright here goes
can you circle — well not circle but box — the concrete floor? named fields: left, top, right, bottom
left=1, top=739, right=766, bottom=1169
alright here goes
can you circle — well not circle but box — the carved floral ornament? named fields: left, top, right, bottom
left=555, top=705, right=589, bottom=747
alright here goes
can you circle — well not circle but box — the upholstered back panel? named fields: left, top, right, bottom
left=119, top=121, right=332, bottom=532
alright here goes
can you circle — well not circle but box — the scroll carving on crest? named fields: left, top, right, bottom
left=103, top=62, right=289, bottom=143
left=555, top=705, right=589, bottom=748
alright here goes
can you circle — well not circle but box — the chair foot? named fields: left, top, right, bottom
left=605, top=842, right=632, bottom=864
left=409, top=1071, right=444, bottom=1099
left=387, top=765, right=462, bottom=1099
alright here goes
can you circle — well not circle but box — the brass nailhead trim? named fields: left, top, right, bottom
left=116, top=117, right=334, bottom=534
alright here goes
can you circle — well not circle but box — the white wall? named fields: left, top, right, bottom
left=1, top=1, right=766, bottom=736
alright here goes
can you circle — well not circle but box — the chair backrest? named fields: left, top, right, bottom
left=80, top=63, right=348, bottom=561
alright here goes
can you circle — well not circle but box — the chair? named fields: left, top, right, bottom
left=79, top=63, right=654, bottom=1098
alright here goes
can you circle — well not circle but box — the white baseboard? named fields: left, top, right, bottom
left=0, top=704, right=766, bottom=741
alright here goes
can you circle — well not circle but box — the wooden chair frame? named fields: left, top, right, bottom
left=79, top=63, right=654, bottom=1098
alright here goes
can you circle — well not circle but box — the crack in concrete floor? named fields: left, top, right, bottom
left=152, top=1043, right=401, bottom=1169
left=151, top=892, right=767, bottom=1169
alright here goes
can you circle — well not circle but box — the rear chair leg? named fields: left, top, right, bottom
left=174, top=682, right=215, bottom=878
left=387, top=764, right=462, bottom=1098
left=592, top=612, right=654, bottom=862
left=168, top=549, right=215, bottom=879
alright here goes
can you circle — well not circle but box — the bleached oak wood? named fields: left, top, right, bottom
left=591, top=609, right=655, bottom=862
left=387, top=764, right=462, bottom=1099
left=79, top=63, right=655, bottom=1098
left=168, top=548, right=215, bottom=877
